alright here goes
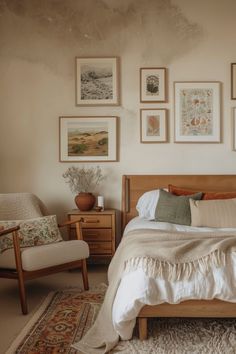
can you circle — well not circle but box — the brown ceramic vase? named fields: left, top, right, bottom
left=74, top=192, right=96, bottom=211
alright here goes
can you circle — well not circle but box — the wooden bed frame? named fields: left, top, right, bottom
left=122, top=175, right=236, bottom=340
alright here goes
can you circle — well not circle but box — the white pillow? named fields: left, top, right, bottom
left=136, top=189, right=160, bottom=220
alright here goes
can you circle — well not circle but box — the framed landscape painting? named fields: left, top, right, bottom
left=59, top=116, right=118, bottom=162
left=174, top=81, right=221, bottom=143
left=75, top=57, right=120, bottom=106
left=140, top=67, right=167, bottom=103
left=140, top=109, right=168, bottom=143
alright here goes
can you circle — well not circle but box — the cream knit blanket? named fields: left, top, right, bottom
left=73, top=228, right=236, bottom=354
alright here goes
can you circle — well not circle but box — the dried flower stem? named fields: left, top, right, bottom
left=62, top=166, right=105, bottom=194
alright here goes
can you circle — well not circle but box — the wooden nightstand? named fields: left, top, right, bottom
left=67, top=209, right=117, bottom=262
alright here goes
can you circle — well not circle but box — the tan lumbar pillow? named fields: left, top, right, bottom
left=190, top=198, right=236, bottom=228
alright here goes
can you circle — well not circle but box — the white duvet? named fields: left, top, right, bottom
left=112, top=217, right=236, bottom=340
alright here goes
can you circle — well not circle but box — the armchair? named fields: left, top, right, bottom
left=0, top=193, right=89, bottom=314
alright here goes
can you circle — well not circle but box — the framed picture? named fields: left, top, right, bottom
left=231, top=63, right=236, bottom=100
left=140, top=109, right=168, bottom=143
left=75, top=57, right=120, bottom=106
left=140, top=67, right=167, bottom=103
left=59, top=116, right=118, bottom=162
left=232, top=108, right=236, bottom=151
left=174, top=81, right=221, bottom=143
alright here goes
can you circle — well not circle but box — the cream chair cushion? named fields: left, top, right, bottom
left=0, top=240, right=89, bottom=271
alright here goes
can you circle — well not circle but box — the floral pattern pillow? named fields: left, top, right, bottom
left=0, top=215, right=63, bottom=253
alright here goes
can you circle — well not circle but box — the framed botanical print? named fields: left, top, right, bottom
left=75, top=57, right=120, bottom=106
left=231, top=63, right=236, bottom=100
left=140, top=67, right=167, bottom=103
left=174, top=81, right=221, bottom=143
left=59, top=116, right=118, bottom=162
left=140, top=109, right=168, bottom=143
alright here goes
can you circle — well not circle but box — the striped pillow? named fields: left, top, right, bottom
left=190, top=198, right=236, bottom=228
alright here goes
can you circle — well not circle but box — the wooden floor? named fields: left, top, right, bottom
left=0, top=265, right=108, bottom=353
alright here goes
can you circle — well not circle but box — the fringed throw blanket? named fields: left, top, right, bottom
left=73, top=229, right=236, bottom=354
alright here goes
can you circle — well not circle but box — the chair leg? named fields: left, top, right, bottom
left=81, top=259, right=89, bottom=290
left=12, top=230, right=28, bottom=314
left=17, top=272, right=28, bottom=315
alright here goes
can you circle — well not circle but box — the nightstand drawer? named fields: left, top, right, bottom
left=83, top=229, right=112, bottom=241
left=70, top=214, right=112, bottom=228
left=88, top=242, right=112, bottom=255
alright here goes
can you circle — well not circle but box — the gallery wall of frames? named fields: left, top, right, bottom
left=59, top=58, right=236, bottom=163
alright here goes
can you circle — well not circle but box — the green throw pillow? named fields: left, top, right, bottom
left=155, top=189, right=203, bottom=226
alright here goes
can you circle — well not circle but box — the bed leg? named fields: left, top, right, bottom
left=138, top=317, right=148, bottom=340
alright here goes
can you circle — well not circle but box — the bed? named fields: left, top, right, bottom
left=74, top=174, right=236, bottom=353
left=121, top=174, right=236, bottom=340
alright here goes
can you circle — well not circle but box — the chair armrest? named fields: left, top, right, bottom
left=0, top=225, right=20, bottom=238
left=0, top=226, right=23, bottom=269
left=0, top=226, right=24, bottom=275
left=58, top=218, right=84, bottom=241
left=58, top=218, right=84, bottom=228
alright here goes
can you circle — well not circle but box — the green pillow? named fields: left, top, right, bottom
left=155, top=189, right=203, bottom=226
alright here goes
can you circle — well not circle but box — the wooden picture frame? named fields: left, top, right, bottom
left=140, top=67, right=167, bottom=103
left=75, top=57, right=120, bottom=106
left=59, top=116, right=118, bottom=162
left=174, top=81, right=221, bottom=143
left=232, top=108, right=236, bottom=151
left=140, top=109, right=168, bottom=143
left=231, top=63, right=236, bottom=100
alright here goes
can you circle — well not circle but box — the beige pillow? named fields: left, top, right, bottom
left=190, top=198, right=236, bottom=228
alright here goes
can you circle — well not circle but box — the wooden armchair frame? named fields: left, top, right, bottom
left=0, top=218, right=88, bottom=315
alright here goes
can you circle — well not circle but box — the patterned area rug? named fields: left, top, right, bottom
left=6, top=285, right=236, bottom=354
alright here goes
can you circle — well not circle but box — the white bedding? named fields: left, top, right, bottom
left=124, top=216, right=236, bottom=235
left=112, top=217, right=236, bottom=340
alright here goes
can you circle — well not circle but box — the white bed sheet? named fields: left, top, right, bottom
left=124, top=216, right=236, bottom=235
left=112, top=217, right=236, bottom=340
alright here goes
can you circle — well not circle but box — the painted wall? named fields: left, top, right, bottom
left=0, top=0, right=236, bottom=218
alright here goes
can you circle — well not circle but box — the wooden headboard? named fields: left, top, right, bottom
left=122, top=174, right=236, bottom=230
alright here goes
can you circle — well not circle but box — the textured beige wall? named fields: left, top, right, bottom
left=0, top=0, right=236, bottom=219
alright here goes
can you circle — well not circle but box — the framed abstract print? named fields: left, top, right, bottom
left=140, top=67, right=167, bottom=103
left=140, top=109, right=168, bottom=143
left=75, top=57, right=120, bottom=106
left=174, top=81, right=221, bottom=143
left=59, top=116, right=118, bottom=162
